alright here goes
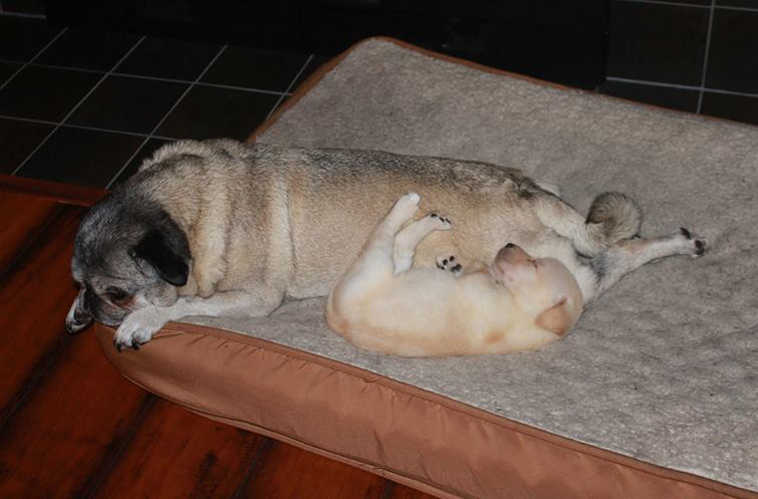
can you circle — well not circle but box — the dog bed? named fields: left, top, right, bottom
left=96, top=38, right=758, bottom=498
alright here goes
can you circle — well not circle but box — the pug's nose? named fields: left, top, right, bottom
left=65, top=316, right=91, bottom=334
left=65, top=298, right=93, bottom=334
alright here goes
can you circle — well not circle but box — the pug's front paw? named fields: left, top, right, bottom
left=113, top=307, right=167, bottom=351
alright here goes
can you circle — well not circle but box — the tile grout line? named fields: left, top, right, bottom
left=265, top=54, right=314, bottom=121
left=0, top=58, right=294, bottom=97
left=0, top=27, right=67, bottom=94
left=696, top=0, right=716, bottom=114
left=616, top=0, right=758, bottom=12
left=0, top=113, right=180, bottom=141
left=11, top=35, right=147, bottom=176
left=0, top=59, right=104, bottom=74
left=104, top=44, right=229, bottom=189
left=605, top=76, right=758, bottom=98
left=0, top=10, right=47, bottom=19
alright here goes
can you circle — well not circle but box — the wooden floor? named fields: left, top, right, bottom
left=0, top=175, right=434, bottom=499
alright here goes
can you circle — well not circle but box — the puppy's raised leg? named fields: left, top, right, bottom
left=332, top=193, right=422, bottom=302
left=393, top=213, right=452, bottom=274
left=586, top=228, right=706, bottom=299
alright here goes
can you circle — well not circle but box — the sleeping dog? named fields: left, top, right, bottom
left=65, top=139, right=705, bottom=351
left=327, top=193, right=704, bottom=356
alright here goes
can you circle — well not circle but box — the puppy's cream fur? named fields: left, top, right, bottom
left=327, top=193, right=584, bottom=356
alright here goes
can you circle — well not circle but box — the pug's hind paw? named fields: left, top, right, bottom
left=678, top=227, right=707, bottom=257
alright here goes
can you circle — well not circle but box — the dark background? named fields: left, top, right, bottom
left=1, top=0, right=757, bottom=188
left=43, top=1, right=609, bottom=89
left=4, top=0, right=757, bottom=119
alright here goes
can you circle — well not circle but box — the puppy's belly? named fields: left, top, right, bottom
left=338, top=272, right=563, bottom=356
left=340, top=273, right=469, bottom=356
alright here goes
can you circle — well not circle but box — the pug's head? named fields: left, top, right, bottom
left=489, top=243, right=583, bottom=336
left=65, top=191, right=190, bottom=334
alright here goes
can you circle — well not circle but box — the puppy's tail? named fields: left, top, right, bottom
left=586, top=192, right=642, bottom=243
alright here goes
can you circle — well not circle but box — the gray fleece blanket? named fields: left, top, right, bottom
left=189, top=39, right=758, bottom=491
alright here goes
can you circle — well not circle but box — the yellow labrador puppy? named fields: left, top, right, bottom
left=326, top=193, right=583, bottom=356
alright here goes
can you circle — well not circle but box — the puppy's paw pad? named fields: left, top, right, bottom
left=428, top=213, right=452, bottom=229
left=436, top=255, right=462, bottom=275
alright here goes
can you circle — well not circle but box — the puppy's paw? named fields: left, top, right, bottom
left=677, top=227, right=707, bottom=257
left=428, top=212, right=452, bottom=230
left=436, top=255, right=463, bottom=276
left=113, top=307, right=168, bottom=351
left=397, top=192, right=420, bottom=208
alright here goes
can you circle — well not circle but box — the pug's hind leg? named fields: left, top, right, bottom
left=393, top=213, right=452, bottom=274
left=590, top=228, right=706, bottom=298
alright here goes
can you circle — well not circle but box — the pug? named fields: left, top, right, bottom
left=65, top=139, right=705, bottom=350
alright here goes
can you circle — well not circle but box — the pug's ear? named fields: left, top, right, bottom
left=130, top=230, right=189, bottom=286
left=535, top=297, right=571, bottom=336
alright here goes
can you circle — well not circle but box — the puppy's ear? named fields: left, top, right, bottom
left=130, top=230, right=189, bottom=286
left=535, top=297, right=572, bottom=336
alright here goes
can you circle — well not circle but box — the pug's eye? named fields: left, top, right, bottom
left=105, top=287, right=130, bottom=304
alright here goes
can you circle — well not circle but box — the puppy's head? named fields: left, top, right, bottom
left=65, top=191, right=190, bottom=334
left=490, top=243, right=583, bottom=336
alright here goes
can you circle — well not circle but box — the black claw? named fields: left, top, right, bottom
left=442, top=259, right=448, bottom=265
left=451, top=264, right=462, bottom=273
left=505, top=243, right=515, bottom=248
left=449, top=256, right=455, bottom=262
left=680, top=227, right=692, bottom=239
left=114, top=341, right=123, bottom=352
left=132, top=340, right=140, bottom=350
left=431, top=213, right=437, bottom=218
left=695, top=240, right=705, bottom=256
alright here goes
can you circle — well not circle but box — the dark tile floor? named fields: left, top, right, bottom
left=1, top=6, right=757, bottom=190
left=0, top=15, right=321, bottom=188
left=601, top=0, right=758, bottom=122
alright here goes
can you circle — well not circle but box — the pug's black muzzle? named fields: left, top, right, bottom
left=65, top=310, right=93, bottom=334
left=65, top=288, right=94, bottom=334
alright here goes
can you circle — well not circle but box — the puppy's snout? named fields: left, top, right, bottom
left=497, top=243, right=531, bottom=264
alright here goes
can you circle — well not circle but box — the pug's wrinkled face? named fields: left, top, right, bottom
left=65, top=246, right=182, bottom=333
left=65, top=219, right=190, bottom=335
left=489, top=243, right=584, bottom=336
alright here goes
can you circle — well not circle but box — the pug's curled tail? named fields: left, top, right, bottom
left=586, top=192, right=642, bottom=243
